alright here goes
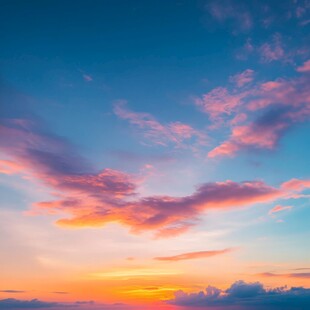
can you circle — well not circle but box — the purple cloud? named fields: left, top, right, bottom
left=168, top=280, right=310, bottom=309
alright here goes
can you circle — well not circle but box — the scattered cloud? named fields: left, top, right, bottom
left=114, top=101, right=207, bottom=149
left=154, top=248, right=233, bottom=261
left=206, top=74, right=310, bottom=157
left=0, top=298, right=58, bottom=309
left=229, top=69, right=255, bottom=87
left=194, top=87, right=248, bottom=123
left=259, top=33, right=285, bottom=63
left=297, top=59, right=310, bottom=72
left=206, top=0, right=253, bottom=33
left=1, top=105, right=309, bottom=236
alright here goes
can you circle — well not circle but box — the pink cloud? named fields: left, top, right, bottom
left=229, top=69, right=254, bottom=87
left=208, top=119, right=288, bottom=158
left=47, top=179, right=289, bottom=234
left=195, top=87, right=248, bottom=122
left=154, top=248, right=233, bottom=261
left=206, top=0, right=253, bottom=32
left=114, top=101, right=207, bottom=148
left=0, top=159, right=24, bottom=175
left=230, top=113, right=247, bottom=125
left=297, top=59, right=310, bottom=72
left=207, top=74, right=310, bottom=158
left=1, top=116, right=309, bottom=236
left=259, top=33, right=285, bottom=63
left=268, top=205, right=292, bottom=215
left=281, top=178, right=310, bottom=191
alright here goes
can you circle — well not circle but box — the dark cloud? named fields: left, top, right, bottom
left=168, top=280, right=310, bottom=309
left=0, top=291, right=25, bottom=294
left=0, top=298, right=59, bottom=309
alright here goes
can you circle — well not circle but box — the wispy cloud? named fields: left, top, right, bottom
left=82, top=74, right=93, bottom=82
left=114, top=101, right=207, bottom=149
left=154, top=248, right=233, bottom=261
left=297, top=59, right=310, bottom=72
left=0, top=290, right=25, bottom=294
left=259, top=272, right=310, bottom=279
left=268, top=205, right=292, bottom=215
left=229, top=69, right=254, bottom=87
left=206, top=0, right=253, bottom=33
left=259, top=33, right=285, bottom=63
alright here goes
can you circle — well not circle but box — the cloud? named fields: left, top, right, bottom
left=82, top=74, right=93, bottom=82
left=230, top=69, right=255, bottom=87
left=154, top=248, right=233, bottom=261
left=281, top=178, right=310, bottom=191
left=0, top=159, right=24, bottom=175
left=206, top=0, right=253, bottom=32
left=114, top=101, right=207, bottom=148
left=194, top=87, right=248, bottom=123
left=207, top=74, right=310, bottom=157
left=0, top=118, right=137, bottom=200
left=268, top=205, right=292, bottom=215
left=50, top=179, right=293, bottom=234
left=0, top=298, right=58, bottom=309
left=208, top=107, right=291, bottom=157
left=259, top=272, right=310, bottom=279
left=259, top=34, right=285, bottom=63
left=1, top=108, right=309, bottom=236
left=297, top=59, right=310, bottom=72
left=0, top=291, right=25, bottom=294
left=168, top=280, right=310, bottom=309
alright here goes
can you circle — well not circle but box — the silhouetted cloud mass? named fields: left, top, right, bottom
left=168, top=280, right=310, bottom=309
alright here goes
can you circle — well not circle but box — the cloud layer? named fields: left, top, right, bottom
left=168, top=280, right=310, bottom=309
left=1, top=114, right=309, bottom=235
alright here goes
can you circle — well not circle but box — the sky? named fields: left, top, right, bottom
left=0, top=0, right=310, bottom=309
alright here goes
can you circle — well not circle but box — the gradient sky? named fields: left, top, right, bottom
left=0, top=1, right=310, bottom=309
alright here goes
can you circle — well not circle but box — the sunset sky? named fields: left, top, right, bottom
left=0, top=1, right=310, bottom=309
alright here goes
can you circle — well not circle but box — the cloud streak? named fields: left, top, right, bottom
left=268, top=205, right=292, bottom=215
left=114, top=101, right=207, bottom=149
left=154, top=248, right=233, bottom=261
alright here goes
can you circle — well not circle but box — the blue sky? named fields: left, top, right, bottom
left=0, top=1, right=310, bottom=309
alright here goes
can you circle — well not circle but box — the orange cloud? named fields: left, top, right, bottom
left=0, top=159, right=23, bottom=175
left=1, top=116, right=309, bottom=236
